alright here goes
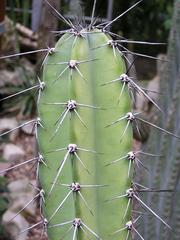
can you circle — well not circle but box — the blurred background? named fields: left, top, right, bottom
left=0, top=0, right=179, bottom=240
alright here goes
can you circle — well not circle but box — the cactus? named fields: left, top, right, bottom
left=140, top=1, right=180, bottom=239
left=0, top=1, right=178, bottom=239
left=38, top=27, right=132, bottom=240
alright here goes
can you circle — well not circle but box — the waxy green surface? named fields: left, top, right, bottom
left=38, top=29, right=132, bottom=240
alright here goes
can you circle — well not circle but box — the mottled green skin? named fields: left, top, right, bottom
left=38, top=29, right=132, bottom=240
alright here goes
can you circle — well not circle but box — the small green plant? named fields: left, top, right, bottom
left=0, top=73, right=37, bottom=118
left=0, top=1, right=178, bottom=239
left=0, top=176, right=11, bottom=240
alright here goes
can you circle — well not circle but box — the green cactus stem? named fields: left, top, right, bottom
left=38, top=29, right=132, bottom=240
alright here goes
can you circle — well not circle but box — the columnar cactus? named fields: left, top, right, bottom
left=38, top=28, right=132, bottom=240
left=140, top=1, right=180, bottom=239
left=0, top=1, right=178, bottom=240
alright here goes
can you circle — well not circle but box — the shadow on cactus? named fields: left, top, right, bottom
left=0, top=0, right=178, bottom=239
